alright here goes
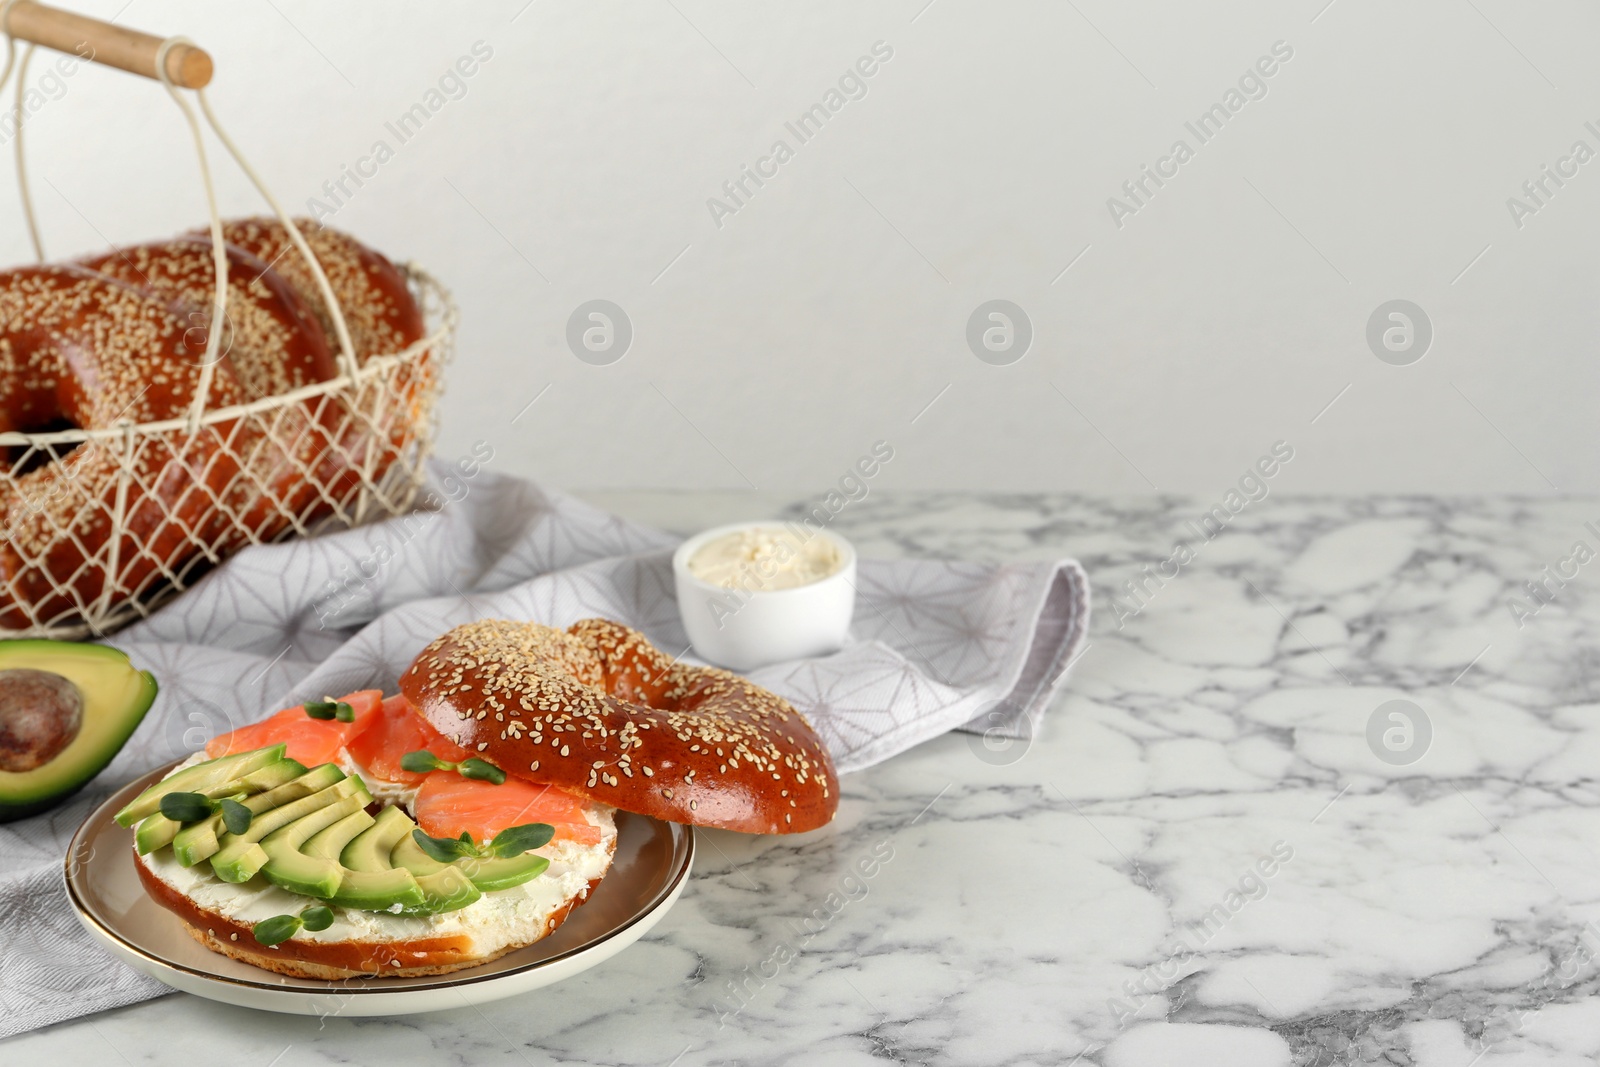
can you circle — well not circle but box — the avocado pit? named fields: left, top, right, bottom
left=0, top=668, right=85, bottom=772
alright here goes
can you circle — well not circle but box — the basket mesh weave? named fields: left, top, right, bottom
left=0, top=266, right=456, bottom=639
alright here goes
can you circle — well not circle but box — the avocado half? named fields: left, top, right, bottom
left=0, top=640, right=158, bottom=822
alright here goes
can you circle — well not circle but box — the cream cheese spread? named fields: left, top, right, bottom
left=687, top=526, right=842, bottom=591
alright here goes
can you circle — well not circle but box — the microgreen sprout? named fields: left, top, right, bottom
left=399, top=750, right=507, bottom=785
left=219, top=798, right=253, bottom=835
left=303, top=700, right=354, bottom=722
left=410, top=822, right=554, bottom=863
left=252, top=904, right=336, bottom=947
left=158, top=791, right=253, bottom=833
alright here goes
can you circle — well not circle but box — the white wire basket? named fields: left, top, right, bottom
left=0, top=3, right=457, bottom=638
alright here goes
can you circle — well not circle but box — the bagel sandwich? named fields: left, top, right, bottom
left=121, top=618, right=838, bottom=979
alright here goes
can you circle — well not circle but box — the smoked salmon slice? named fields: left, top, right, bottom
left=346, top=694, right=471, bottom=785
left=205, top=690, right=382, bottom=766
left=413, top=771, right=602, bottom=846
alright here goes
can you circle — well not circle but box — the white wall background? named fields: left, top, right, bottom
left=2, top=0, right=1596, bottom=497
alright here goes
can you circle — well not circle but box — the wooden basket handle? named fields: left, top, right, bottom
left=2, top=0, right=211, bottom=88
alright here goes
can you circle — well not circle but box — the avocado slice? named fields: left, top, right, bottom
left=454, top=850, right=551, bottom=894
left=304, top=808, right=376, bottom=862
left=259, top=794, right=369, bottom=898
left=134, top=757, right=308, bottom=855
left=210, top=772, right=369, bottom=883
left=167, top=761, right=337, bottom=866
left=387, top=827, right=450, bottom=876
left=114, top=744, right=288, bottom=827
left=135, top=811, right=185, bottom=855
left=350, top=806, right=480, bottom=914
left=410, top=864, right=482, bottom=915
left=0, top=640, right=158, bottom=822
left=303, top=808, right=428, bottom=912
left=235, top=757, right=311, bottom=793
left=342, top=805, right=414, bottom=872
left=387, top=818, right=548, bottom=895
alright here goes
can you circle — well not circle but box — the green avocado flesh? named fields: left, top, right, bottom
left=259, top=794, right=369, bottom=898
left=340, top=804, right=479, bottom=913
left=165, top=760, right=318, bottom=864
left=0, top=640, right=159, bottom=822
left=373, top=807, right=544, bottom=897
left=115, top=745, right=289, bottom=827
left=388, top=827, right=551, bottom=894
left=138, top=758, right=309, bottom=857
left=133, top=745, right=555, bottom=917
left=453, top=851, right=551, bottom=894
left=209, top=774, right=369, bottom=883
left=304, top=809, right=428, bottom=912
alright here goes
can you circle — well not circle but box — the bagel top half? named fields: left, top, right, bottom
left=400, top=618, right=838, bottom=834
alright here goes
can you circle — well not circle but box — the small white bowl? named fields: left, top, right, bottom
left=672, top=521, right=856, bottom=671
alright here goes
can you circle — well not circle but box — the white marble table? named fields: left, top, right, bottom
left=11, top=492, right=1600, bottom=1066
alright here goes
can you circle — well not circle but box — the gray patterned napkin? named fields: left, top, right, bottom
left=0, top=464, right=1088, bottom=1036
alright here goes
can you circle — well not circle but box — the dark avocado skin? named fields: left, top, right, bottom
left=0, top=640, right=158, bottom=822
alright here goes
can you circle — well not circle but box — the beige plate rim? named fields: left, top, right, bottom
left=64, top=759, right=695, bottom=998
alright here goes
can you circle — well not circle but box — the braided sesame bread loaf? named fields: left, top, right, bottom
left=0, top=219, right=425, bottom=631
left=0, top=265, right=247, bottom=628
left=79, top=237, right=340, bottom=551
left=204, top=218, right=429, bottom=508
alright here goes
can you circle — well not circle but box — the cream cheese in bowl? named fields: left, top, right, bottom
left=686, top=526, right=843, bottom=592
left=672, top=522, right=855, bottom=671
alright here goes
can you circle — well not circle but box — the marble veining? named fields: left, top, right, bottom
left=12, top=491, right=1600, bottom=1067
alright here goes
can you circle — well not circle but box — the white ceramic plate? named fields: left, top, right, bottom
left=65, top=761, right=694, bottom=1016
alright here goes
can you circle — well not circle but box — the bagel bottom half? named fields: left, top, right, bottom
left=131, top=806, right=617, bottom=981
